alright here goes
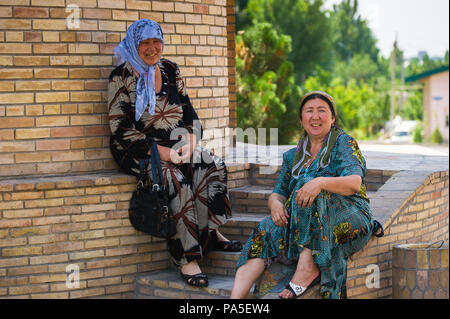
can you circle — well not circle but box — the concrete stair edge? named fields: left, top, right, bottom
left=134, top=269, right=255, bottom=299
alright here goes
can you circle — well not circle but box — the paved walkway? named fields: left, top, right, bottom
left=224, top=142, right=449, bottom=172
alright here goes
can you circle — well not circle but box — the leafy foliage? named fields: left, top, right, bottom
left=430, top=127, right=444, bottom=144
left=412, top=122, right=424, bottom=143
left=401, top=90, right=423, bottom=121
left=235, top=0, right=448, bottom=144
left=236, top=23, right=303, bottom=144
left=246, top=0, right=332, bottom=80
left=329, top=0, right=379, bottom=64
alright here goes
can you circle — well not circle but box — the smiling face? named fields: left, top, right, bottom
left=300, top=98, right=335, bottom=141
left=138, top=38, right=163, bottom=66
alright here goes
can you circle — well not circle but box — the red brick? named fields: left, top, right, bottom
left=194, top=4, right=209, bottom=14
left=14, top=7, right=49, bottom=18
left=43, top=241, right=84, bottom=254
left=33, top=44, right=67, bottom=54
left=36, top=139, right=70, bottom=151
left=24, top=31, right=42, bottom=42
left=85, top=125, right=109, bottom=136
left=50, top=127, right=84, bottom=138
left=0, top=219, right=31, bottom=228
left=0, top=117, right=34, bottom=129
left=83, top=8, right=112, bottom=19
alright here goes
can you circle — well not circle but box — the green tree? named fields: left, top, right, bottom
left=430, top=127, right=444, bottom=144
left=412, top=122, right=424, bottom=143
left=235, top=0, right=252, bottom=31
left=334, top=53, right=380, bottom=85
left=245, top=0, right=332, bottom=80
left=401, top=90, right=423, bottom=121
left=329, top=0, right=380, bottom=64
left=236, top=23, right=303, bottom=144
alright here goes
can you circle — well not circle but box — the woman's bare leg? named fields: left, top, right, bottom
left=279, top=247, right=320, bottom=298
left=230, top=258, right=265, bottom=299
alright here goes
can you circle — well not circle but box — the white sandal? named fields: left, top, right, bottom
left=280, top=275, right=320, bottom=299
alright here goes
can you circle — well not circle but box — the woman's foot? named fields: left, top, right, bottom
left=216, top=230, right=229, bottom=242
left=215, top=230, right=243, bottom=252
left=279, top=261, right=320, bottom=298
left=180, top=260, right=208, bottom=287
left=280, top=274, right=320, bottom=299
left=279, top=271, right=320, bottom=299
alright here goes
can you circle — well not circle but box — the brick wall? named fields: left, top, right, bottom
left=0, top=163, right=249, bottom=298
left=346, top=171, right=449, bottom=299
left=0, top=172, right=168, bottom=298
left=0, top=0, right=234, bottom=178
left=226, top=0, right=236, bottom=130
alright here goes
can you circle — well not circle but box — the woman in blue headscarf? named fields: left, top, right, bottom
left=108, top=19, right=241, bottom=287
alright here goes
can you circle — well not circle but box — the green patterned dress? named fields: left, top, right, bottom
left=235, top=127, right=376, bottom=299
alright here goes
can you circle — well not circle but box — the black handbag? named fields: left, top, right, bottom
left=128, top=142, right=177, bottom=239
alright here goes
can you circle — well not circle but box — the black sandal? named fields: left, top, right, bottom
left=180, top=271, right=209, bottom=287
left=214, top=240, right=242, bottom=252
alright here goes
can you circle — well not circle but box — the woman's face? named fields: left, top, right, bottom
left=138, top=38, right=163, bottom=66
left=301, top=98, right=335, bottom=141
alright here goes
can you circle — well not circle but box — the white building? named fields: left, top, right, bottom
left=405, top=66, right=449, bottom=143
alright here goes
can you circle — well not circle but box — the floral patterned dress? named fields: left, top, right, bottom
left=235, top=128, right=375, bottom=299
left=108, top=59, right=231, bottom=267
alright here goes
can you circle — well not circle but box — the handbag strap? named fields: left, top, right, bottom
left=149, top=142, right=165, bottom=191
left=138, top=157, right=150, bottom=187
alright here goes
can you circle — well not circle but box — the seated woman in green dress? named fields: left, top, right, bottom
left=230, top=91, right=383, bottom=299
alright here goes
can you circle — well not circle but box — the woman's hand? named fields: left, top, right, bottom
left=177, top=133, right=196, bottom=164
left=156, top=144, right=183, bottom=165
left=295, top=177, right=323, bottom=208
left=153, top=133, right=197, bottom=165
left=268, top=193, right=289, bottom=227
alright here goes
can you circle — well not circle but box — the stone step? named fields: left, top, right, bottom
left=198, top=250, right=240, bottom=277
left=229, top=185, right=272, bottom=215
left=198, top=242, right=322, bottom=300
left=261, top=285, right=322, bottom=299
left=134, top=266, right=320, bottom=300
left=134, top=269, right=255, bottom=299
left=219, top=213, right=264, bottom=244
left=249, top=164, right=281, bottom=187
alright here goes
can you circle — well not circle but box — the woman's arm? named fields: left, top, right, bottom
left=319, top=175, right=361, bottom=195
left=108, top=71, right=153, bottom=159
left=268, top=150, right=294, bottom=227
left=295, top=175, right=361, bottom=208
left=268, top=193, right=289, bottom=227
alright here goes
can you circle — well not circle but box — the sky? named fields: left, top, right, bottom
left=323, top=0, right=450, bottom=60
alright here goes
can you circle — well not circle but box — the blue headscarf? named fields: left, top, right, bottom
left=113, top=19, right=164, bottom=121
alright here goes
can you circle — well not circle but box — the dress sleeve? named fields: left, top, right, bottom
left=272, top=149, right=294, bottom=199
left=333, top=133, right=366, bottom=178
left=174, top=64, right=203, bottom=140
left=108, top=69, right=153, bottom=159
